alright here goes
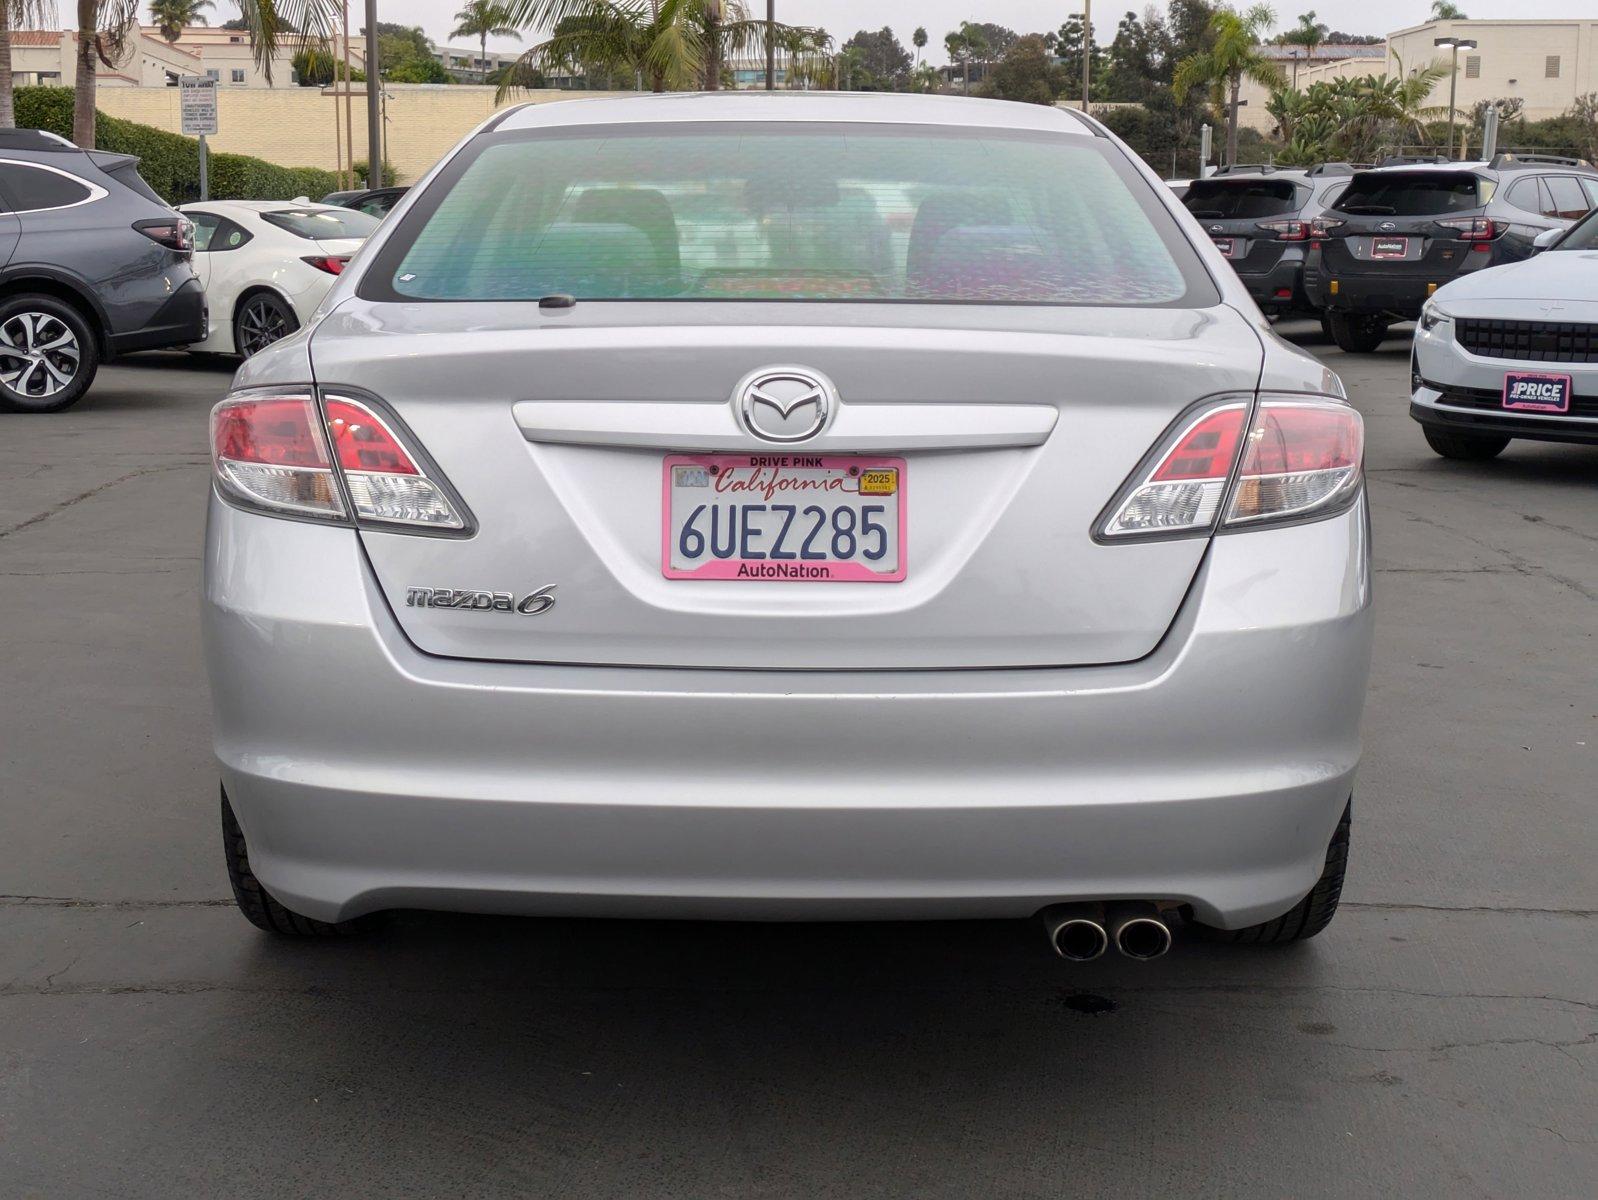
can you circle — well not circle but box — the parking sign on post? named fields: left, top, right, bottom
left=179, top=76, right=217, bottom=200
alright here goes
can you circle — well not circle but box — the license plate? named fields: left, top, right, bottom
left=1212, top=237, right=1234, bottom=257
left=1502, top=371, right=1572, bottom=413
left=1371, top=236, right=1409, bottom=260
left=663, top=454, right=906, bottom=582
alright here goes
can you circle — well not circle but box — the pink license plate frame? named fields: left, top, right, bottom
left=1502, top=371, right=1572, bottom=413
left=662, top=453, right=908, bottom=583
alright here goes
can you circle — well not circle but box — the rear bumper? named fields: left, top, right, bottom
left=108, top=276, right=206, bottom=355
left=203, top=492, right=1373, bottom=929
left=1236, top=253, right=1306, bottom=313
left=1304, top=268, right=1438, bottom=319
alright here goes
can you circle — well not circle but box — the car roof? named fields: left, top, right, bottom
left=492, top=91, right=1095, bottom=136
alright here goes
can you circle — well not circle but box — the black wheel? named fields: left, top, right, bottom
left=233, top=292, right=298, bottom=358
left=1319, top=312, right=1334, bottom=342
left=1195, top=801, right=1350, bottom=944
left=0, top=294, right=100, bottom=413
left=1423, top=427, right=1511, bottom=461
left=1327, top=311, right=1390, bottom=354
left=221, top=788, right=372, bottom=936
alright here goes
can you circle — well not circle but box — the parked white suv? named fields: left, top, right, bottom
left=1411, top=207, right=1598, bottom=459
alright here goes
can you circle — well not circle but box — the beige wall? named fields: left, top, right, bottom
left=93, top=86, right=640, bottom=185
left=1388, top=19, right=1598, bottom=120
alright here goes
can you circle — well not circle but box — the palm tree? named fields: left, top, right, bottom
left=957, top=21, right=987, bottom=91
left=1429, top=1, right=1466, bottom=18
left=1173, top=4, right=1284, bottom=168
left=942, top=29, right=966, bottom=92
left=1282, top=10, right=1326, bottom=59
left=1, top=0, right=54, bottom=127
left=911, top=25, right=925, bottom=68
left=451, top=1, right=519, bottom=81
left=499, top=0, right=814, bottom=94
left=74, top=1, right=338, bottom=149
left=149, top=0, right=213, bottom=43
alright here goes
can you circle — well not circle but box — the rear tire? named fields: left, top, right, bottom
left=221, top=788, right=373, bottom=936
left=1195, top=802, right=1350, bottom=944
left=1327, top=311, right=1390, bottom=354
left=1423, top=427, right=1511, bottom=461
left=233, top=292, right=298, bottom=358
left=0, top=294, right=100, bottom=413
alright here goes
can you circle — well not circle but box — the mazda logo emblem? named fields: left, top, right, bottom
left=735, top=367, right=835, bottom=444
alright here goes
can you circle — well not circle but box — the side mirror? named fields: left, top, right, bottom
left=1532, top=227, right=1563, bottom=253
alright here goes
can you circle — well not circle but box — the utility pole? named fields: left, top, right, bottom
left=1290, top=48, right=1300, bottom=90
left=1434, top=35, right=1476, bottom=161
left=1081, top=0, right=1091, bottom=109
left=365, top=0, right=383, bottom=187
left=765, top=0, right=774, bottom=90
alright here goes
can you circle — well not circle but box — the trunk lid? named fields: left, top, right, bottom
left=1321, top=169, right=1491, bottom=278
left=309, top=300, right=1264, bottom=670
left=1183, top=176, right=1305, bottom=267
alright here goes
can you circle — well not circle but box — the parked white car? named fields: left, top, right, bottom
left=1411, top=205, right=1598, bottom=459
left=178, top=201, right=379, bottom=357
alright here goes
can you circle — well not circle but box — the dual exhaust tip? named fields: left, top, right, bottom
left=1042, top=902, right=1173, bottom=962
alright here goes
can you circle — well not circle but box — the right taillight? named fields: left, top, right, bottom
left=1256, top=219, right=1308, bottom=241
left=1098, top=397, right=1363, bottom=541
left=211, top=390, right=469, bottom=532
left=134, top=215, right=193, bottom=255
left=1225, top=400, right=1363, bottom=526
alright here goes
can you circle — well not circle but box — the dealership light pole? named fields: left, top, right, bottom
left=366, top=0, right=383, bottom=187
left=766, top=0, right=775, bottom=90
left=1434, top=35, right=1477, bottom=161
left=1081, top=0, right=1091, bottom=109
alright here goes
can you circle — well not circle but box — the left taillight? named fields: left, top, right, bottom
left=211, top=391, right=467, bottom=531
left=211, top=395, right=345, bottom=519
left=301, top=255, right=349, bottom=275
left=1097, top=396, right=1363, bottom=541
left=134, top=215, right=193, bottom=256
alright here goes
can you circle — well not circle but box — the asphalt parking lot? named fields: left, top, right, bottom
left=2, top=330, right=1594, bottom=1198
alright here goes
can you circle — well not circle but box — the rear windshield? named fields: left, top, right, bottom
left=1183, top=179, right=1301, bottom=219
left=366, top=123, right=1214, bottom=307
left=1333, top=171, right=1489, bottom=216
left=262, top=207, right=379, bottom=240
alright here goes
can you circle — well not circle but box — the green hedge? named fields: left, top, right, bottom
left=14, top=86, right=339, bottom=204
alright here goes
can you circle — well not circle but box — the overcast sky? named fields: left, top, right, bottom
left=385, top=1, right=1597, bottom=64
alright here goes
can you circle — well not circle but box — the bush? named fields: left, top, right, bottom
left=14, top=86, right=338, bottom=204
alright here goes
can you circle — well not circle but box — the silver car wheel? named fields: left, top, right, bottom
left=0, top=311, right=81, bottom=399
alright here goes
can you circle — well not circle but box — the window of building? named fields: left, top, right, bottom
left=230, top=68, right=245, bottom=83
left=1545, top=56, right=1560, bottom=79
left=205, top=69, right=219, bottom=81
left=1464, top=55, right=1480, bottom=79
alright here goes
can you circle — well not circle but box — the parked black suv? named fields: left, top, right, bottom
left=0, top=129, right=205, bottom=412
left=1304, top=153, right=1598, bottom=352
left=1181, top=163, right=1358, bottom=317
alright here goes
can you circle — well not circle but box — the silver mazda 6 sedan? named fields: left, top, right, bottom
left=203, top=93, right=1371, bottom=958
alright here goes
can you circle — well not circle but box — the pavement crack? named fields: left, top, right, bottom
left=1343, top=901, right=1598, bottom=918
left=0, top=466, right=193, bottom=540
